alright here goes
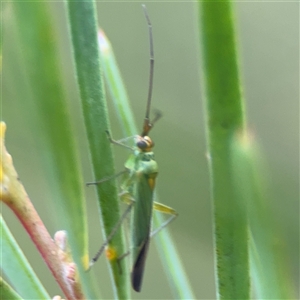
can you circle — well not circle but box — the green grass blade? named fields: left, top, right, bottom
left=0, top=277, right=23, bottom=300
left=9, top=1, right=94, bottom=297
left=153, top=213, right=195, bottom=299
left=98, top=30, right=137, bottom=137
left=99, top=28, right=195, bottom=299
left=198, top=1, right=249, bottom=299
left=66, top=1, right=129, bottom=298
left=231, top=135, right=295, bottom=299
left=0, top=215, right=50, bottom=299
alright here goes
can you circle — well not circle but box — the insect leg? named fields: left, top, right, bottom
left=105, top=130, right=135, bottom=151
left=151, top=202, right=178, bottom=238
left=86, top=169, right=127, bottom=186
left=88, top=201, right=134, bottom=269
left=88, top=185, right=136, bottom=269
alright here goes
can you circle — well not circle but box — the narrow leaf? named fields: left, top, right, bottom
left=9, top=1, right=93, bottom=297
left=0, top=277, right=23, bottom=300
left=198, top=1, right=249, bottom=299
left=66, top=1, right=129, bottom=298
left=231, top=133, right=295, bottom=299
left=0, top=215, right=50, bottom=299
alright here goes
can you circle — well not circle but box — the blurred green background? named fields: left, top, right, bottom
left=2, top=1, right=299, bottom=299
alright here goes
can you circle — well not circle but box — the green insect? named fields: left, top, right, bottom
left=88, top=5, right=178, bottom=292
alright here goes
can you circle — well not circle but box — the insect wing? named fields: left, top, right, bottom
left=131, top=170, right=156, bottom=292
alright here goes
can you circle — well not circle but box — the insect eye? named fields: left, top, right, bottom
left=137, top=136, right=154, bottom=150
left=137, top=140, right=148, bottom=149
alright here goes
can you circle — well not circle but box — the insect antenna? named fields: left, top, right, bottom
left=141, top=4, right=155, bottom=137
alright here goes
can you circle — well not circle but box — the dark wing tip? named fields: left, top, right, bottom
left=131, top=238, right=150, bottom=292
left=132, top=275, right=142, bottom=292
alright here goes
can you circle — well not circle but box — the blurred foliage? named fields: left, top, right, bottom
left=1, top=1, right=299, bottom=299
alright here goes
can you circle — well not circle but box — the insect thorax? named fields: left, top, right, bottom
left=140, top=151, right=155, bottom=162
left=138, top=151, right=158, bottom=175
